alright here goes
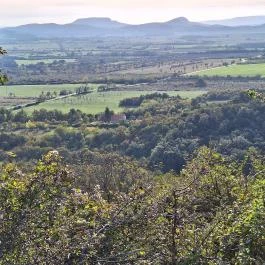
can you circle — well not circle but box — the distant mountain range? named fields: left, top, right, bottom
left=2, top=16, right=265, bottom=39
left=204, top=16, right=265, bottom=27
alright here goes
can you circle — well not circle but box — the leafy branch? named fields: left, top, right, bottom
left=0, top=47, right=8, bottom=85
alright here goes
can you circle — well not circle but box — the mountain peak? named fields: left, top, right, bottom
left=166, top=17, right=190, bottom=24
left=73, top=17, right=112, bottom=23
left=71, top=17, right=126, bottom=28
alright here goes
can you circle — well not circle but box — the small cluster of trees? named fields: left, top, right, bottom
left=38, top=91, right=57, bottom=101
left=59, top=89, right=73, bottom=96
left=119, top=93, right=170, bottom=108
left=76, top=85, right=92, bottom=95
left=37, top=86, right=92, bottom=102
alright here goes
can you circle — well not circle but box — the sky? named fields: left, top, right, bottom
left=1, top=0, right=265, bottom=26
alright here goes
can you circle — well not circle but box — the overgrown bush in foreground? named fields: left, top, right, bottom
left=0, top=148, right=264, bottom=264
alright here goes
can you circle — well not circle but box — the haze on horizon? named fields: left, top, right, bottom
left=1, top=0, right=265, bottom=27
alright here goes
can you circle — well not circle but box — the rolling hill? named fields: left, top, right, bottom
left=2, top=16, right=265, bottom=39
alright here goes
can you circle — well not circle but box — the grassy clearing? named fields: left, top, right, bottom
left=25, top=90, right=206, bottom=114
left=194, top=63, right=265, bottom=77
left=0, top=84, right=98, bottom=97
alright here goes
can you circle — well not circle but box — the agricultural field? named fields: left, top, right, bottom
left=194, top=63, right=265, bottom=77
left=0, top=84, right=98, bottom=97
left=25, top=90, right=206, bottom=114
left=119, top=58, right=234, bottom=76
left=2, top=34, right=256, bottom=85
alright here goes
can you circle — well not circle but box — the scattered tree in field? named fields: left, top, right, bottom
left=103, top=107, right=114, bottom=122
left=195, top=78, right=207, bottom=88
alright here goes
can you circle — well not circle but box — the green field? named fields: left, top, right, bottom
left=1, top=84, right=97, bottom=97
left=15, top=59, right=76, bottom=66
left=26, top=90, right=206, bottom=114
left=194, top=63, right=265, bottom=77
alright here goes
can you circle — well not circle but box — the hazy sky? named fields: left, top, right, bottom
left=1, top=0, right=265, bottom=26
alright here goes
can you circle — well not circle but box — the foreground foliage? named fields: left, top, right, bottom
left=0, top=148, right=264, bottom=264
left=0, top=48, right=8, bottom=85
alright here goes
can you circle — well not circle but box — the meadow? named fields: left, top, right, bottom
left=0, top=84, right=97, bottom=97
left=194, top=63, right=265, bottom=77
left=25, top=90, right=206, bottom=114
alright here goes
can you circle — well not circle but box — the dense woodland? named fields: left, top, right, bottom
left=0, top=91, right=264, bottom=173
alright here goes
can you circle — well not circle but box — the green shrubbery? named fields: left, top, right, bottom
left=0, top=148, right=264, bottom=264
